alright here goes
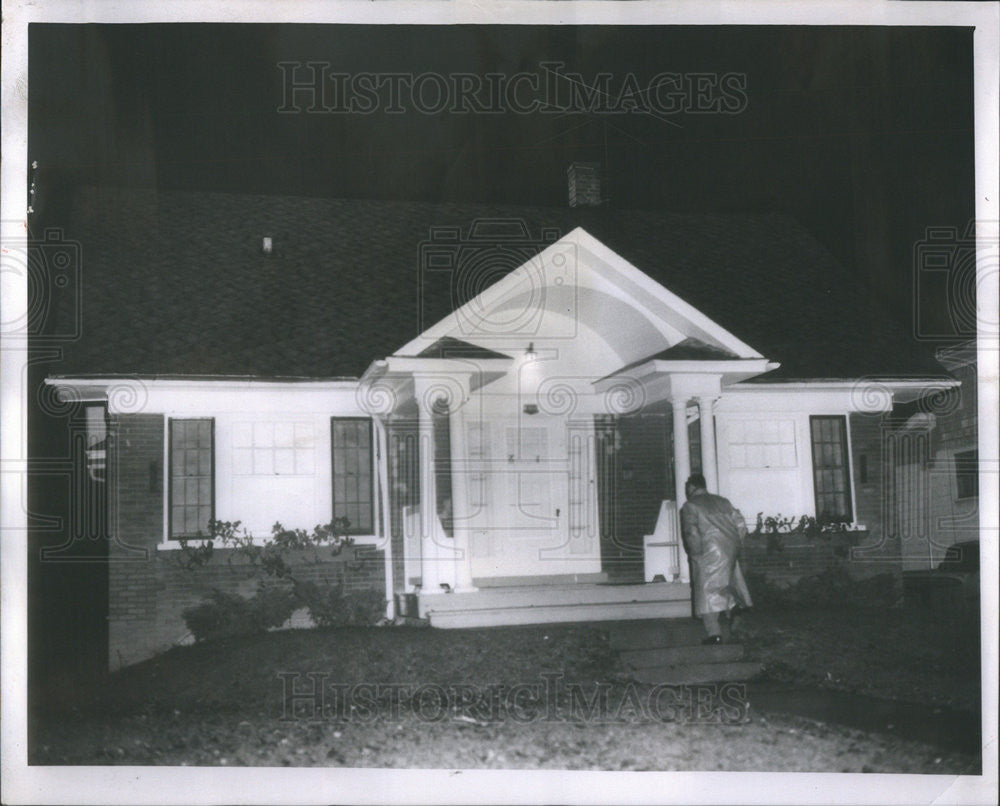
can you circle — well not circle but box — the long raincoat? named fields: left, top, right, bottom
left=680, top=489, right=753, bottom=616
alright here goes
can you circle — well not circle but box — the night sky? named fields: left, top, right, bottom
left=28, top=23, right=976, bottom=340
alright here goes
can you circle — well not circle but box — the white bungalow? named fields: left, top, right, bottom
left=40, top=176, right=963, bottom=665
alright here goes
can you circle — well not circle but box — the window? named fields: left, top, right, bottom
left=331, top=418, right=373, bottom=534
left=232, top=421, right=315, bottom=476
left=727, top=418, right=797, bottom=469
left=809, top=416, right=853, bottom=522
left=169, top=418, right=214, bottom=539
left=954, top=449, right=978, bottom=500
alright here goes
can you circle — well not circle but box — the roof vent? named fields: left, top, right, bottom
left=567, top=161, right=602, bottom=208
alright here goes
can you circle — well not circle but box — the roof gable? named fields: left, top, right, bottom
left=397, top=227, right=765, bottom=372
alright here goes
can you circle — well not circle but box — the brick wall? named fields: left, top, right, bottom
left=741, top=539, right=843, bottom=583
left=107, top=413, right=386, bottom=669
left=108, top=413, right=164, bottom=556
left=741, top=532, right=891, bottom=585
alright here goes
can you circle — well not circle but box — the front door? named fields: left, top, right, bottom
left=467, top=415, right=598, bottom=579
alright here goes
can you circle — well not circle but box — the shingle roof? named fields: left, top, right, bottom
left=43, top=185, right=944, bottom=381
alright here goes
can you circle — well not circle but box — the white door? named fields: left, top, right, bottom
left=466, top=416, right=598, bottom=579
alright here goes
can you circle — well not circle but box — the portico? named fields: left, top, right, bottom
left=355, top=228, right=779, bottom=624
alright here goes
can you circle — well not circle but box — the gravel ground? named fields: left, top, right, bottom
left=30, top=610, right=983, bottom=773
left=32, top=706, right=978, bottom=773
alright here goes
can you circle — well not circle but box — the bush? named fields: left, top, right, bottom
left=250, top=585, right=300, bottom=631
left=296, top=581, right=385, bottom=627
left=183, top=585, right=298, bottom=643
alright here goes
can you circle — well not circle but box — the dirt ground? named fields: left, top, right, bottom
left=30, top=608, right=983, bottom=773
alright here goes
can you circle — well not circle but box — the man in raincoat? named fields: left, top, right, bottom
left=680, top=473, right=753, bottom=644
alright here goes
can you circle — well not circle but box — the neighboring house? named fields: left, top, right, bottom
left=882, top=339, right=979, bottom=572
left=41, top=165, right=962, bottom=667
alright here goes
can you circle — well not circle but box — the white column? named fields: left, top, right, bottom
left=698, top=396, right=719, bottom=493
left=416, top=391, right=443, bottom=594
left=448, top=403, right=476, bottom=591
left=373, top=417, right=395, bottom=619
left=671, top=397, right=692, bottom=583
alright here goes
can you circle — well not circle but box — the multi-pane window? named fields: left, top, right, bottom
left=169, top=418, right=214, bottom=539
left=331, top=418, right=373, bottom=534
left=232, top=421, right=315, bottom=476
left=809, top=416, right=853, bottom=522
left=727, top=419, right=797, bottom=469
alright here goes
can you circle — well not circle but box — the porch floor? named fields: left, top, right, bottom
left=418, top=581, right=692, bottom=629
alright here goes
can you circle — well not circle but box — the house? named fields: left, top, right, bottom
left=885, top=339, right=979, bottom=572
left=40, top=165, right=962, bottom=667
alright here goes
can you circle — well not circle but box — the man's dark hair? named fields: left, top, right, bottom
left=686, top=473, right=707, bottom=489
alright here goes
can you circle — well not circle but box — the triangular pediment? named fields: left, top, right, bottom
left=395, top=227, right=766, bottom=375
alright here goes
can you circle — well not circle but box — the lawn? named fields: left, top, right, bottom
left=30, top=605, right=982, bottom=773
left=737, top=602, right=982, bottom=713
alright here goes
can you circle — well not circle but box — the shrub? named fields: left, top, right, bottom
left=178, top=517, right=385, bottom=638
left=249, top=585, right=300, bottom=631
left=183, top=585, right=298, bottom=643
left=183, top=589, right=255, bottom=643
left=750, top=512, right=864, bottom=554
left=296, top=581, right=385, bottom=627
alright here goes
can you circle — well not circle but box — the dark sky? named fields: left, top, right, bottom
left=28, top=24, right=976, bottom=341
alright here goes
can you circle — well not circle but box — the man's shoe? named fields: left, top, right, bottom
left=702, top=635, right=722, bottom=645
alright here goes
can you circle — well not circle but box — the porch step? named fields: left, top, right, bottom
left=608, top=618, right=705, bottom=650
left=611, top=618, right=762, bottom=684
left=620, top=643, right=744, bottom=668
left=629, top=661, right=764, bottom=685
left=425, top=598, right=692, bottom=629
left=473, top=572, right=609, bottom=588
left=420, top=581, right=690, bottom=616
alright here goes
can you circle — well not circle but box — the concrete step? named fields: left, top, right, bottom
left=629, top=661, right=764, bottom=685
left=620, top=643, right=744, bottom=669
left=426, top=598, right=692, bottom=629
left=473, top=572, right=609, bottom=588
left=420, top=581, right=690, bottom=615
left=608, top=618, right=705, bottom=650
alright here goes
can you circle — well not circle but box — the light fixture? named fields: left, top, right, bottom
left=525, top=342, right=536, bottom=360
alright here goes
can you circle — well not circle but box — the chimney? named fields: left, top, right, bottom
left=567, top=161, right=602, bottom=208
